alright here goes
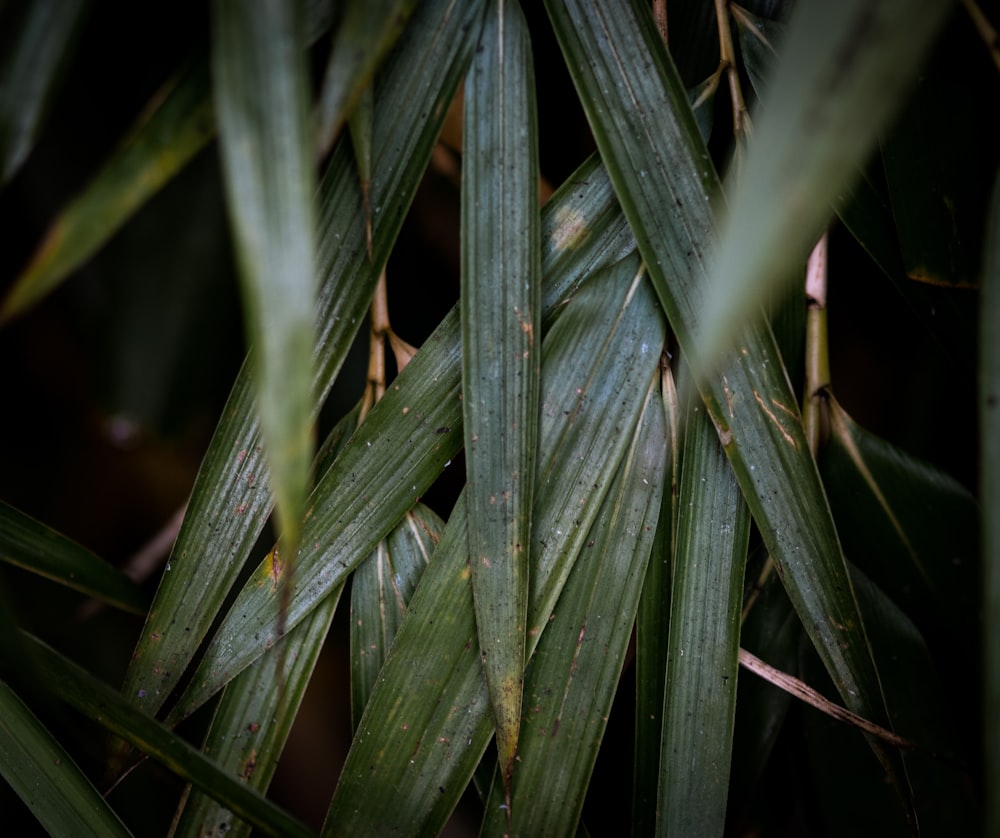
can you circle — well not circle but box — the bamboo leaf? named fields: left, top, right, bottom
left=696, top=0, right=956, bottom=363
left=0, top=678, right=132, bottom=837
left=544, top=0, right=910, bottom=809
left=315, top=0, right=419, bottom=155
left=0, top=0, right=90, bottom=183
left=658, top=395, right=751, bottom=837
left=121, top=0, right=485, bottom=718
left=981, top=172, right=1000, bottom=838
left=166, top=149, right=633, bottom=721
left=482, top=372, right=666, bottom=836
left=350, top=504, right=443, bottom=730
left=23, top=634, right=313, bottom=838
left=323, top=258, right=665, bottom=834
left=0, top=500, right=148, bottom=615
left=212, top=0, right=317, bottom=613
left=462, top=0, right=541, bottom=788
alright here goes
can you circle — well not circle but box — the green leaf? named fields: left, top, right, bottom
left=350, top=504, right=443, bottom=730
left=632, top=362, right=681, bottom=833
left=121, top=0, right=485, bottom=719
left=658, top=395, right=751, bottom=837
left=323, top=258, right=665, bottom=834
left=0, top=678, right=132, bottom=837
left=23, top=634, right=313, bottom=838
left=696, top=0, right=956, bottom=364
left=0, top=58, right=215, bottom=325
left=481, top=372, right=666, bottom=836
left=981, top=172, right=1000, bottom=838
left=462, top=0, right=542, bottom=787
left=544, top=0, right=911, bottom=810
left=0, top=500, right=148, bottom=615
left=730, top=2, right=784, bottom=100
left=315, top=0, right=419, bottom=155
left=212, top=0, right=317, bottom=604
left=0, top=0, right=90, bottom=183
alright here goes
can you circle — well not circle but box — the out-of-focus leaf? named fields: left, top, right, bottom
left=481, top=375, right=666, bottom=836
left=122, top=0, right=485, bottom=719
left=0, top=500, right=148, bottom=615
left=0, top=0, right=90, bottom=183
left=350, top=504, right=443, bottom=730
left=696, top=0, right=954, bottom=364
left=545, top=0, right=908, bottom=807
left=23, top=633, right=313, bottom=838
left=171, top=588, right=340, bottom=838
left=315, top=0, right=418, bottom=155
left=212, top=0, right=317, bottom=605
left=658, top=396, right=750, bottom=837
left=462, top=0, right=541, bottom=787
left=323, top=259, right=665, bottom=835
left=980, top=172, right=1000, bottom=838
left=0, top=678, right=132, bottom=837
left=632, top=361, right=680, bottom=833
left=820, top=396, right=979, bottom=638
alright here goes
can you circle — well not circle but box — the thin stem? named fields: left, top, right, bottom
left=715, top=0, right=752, bottom=142
left=962, top=0, right=1000, bottom=74
left=803, top=233, right=831, bottom=456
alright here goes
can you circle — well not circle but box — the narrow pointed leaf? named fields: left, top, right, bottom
left=167, top=149, right=633, bottom=720
left=0, top=678, right=132, bottom=837
left=350, top=504, right=443, bottom=730
left=981, top=173, right=1000, bottom=838
left=324, top=260, right=665, bottom=834
left=695, top=0, right=955, bottom=364
left=315, top=0, right=419, bottom=155
left=122, top=0, right=485, bottom=717
left=212, top=0, right=316, bottom=599
left=482, top=375, right=666, bottom=836
left=0, top=0, right=89, bottom=183
left=545, top=0, right=908, bottom=804
left=462, top=0, right=541, bottom=786
left=0, top=500, right=148, bottom=615
left=23, top=634, right=313, bottom=838
left=658, top=397, right=750, bottom=837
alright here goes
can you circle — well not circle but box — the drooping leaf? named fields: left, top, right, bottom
left=462, top=0, right=542, bottom=788
left=481, top=372, right=666, bottom=836
left=0, top=0, right=90, bottom=184
left=0, top=500, right=148, bottom=615
left=544, top=0, right=912, bottom=813
left=121, top=0, right=485, bottom=719
left=0, top=677, right=132, bottom=837
left=23, top=633, right=313, bottom=838
left=658, top=395, right=750, bottom=837
left=323, top=258, right=665, bottom=835
left=211, top=0, right=317, bottom=616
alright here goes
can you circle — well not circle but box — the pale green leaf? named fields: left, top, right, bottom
left=462, top=0, right=541, bottom=786
left=0, top=678, right=132, bottom=837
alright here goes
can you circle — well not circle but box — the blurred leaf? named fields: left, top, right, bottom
left=482, top=373, right=666, bottom=836
left=350, top=504, right=443, bottom=730
left=324, top=258, right=665, bottom=834
left=315, top=0, right=418, bottom=155
left=658, top=396, right=750, bottom=837
left=696, top=0, right=955, bottom=366
left=122, top=0, right=485, bottom=719
left=0, top=678, right=132, bottom=837
left=632, top=361, right=681, bottom=833
left=0, top=58, right=215, bottom=325
left=820, top=396, right=979, bottom=638
left=0, top=500, right=148, bottom=615
left=212, top=0, right=317, bottom=600
left=981, top=172, right=1000, bottom=838
left=0, top=0, right=90, bottom=183
left=171, top=586, right=340, bottom=838
left=545, top=0, right=908, bottom=804
left=24, top=633, right=313, bottom=838
left=462, top=0, right=542, bottom=787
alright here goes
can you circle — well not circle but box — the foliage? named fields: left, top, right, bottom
left=0, top=0, right=995, bottom=835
